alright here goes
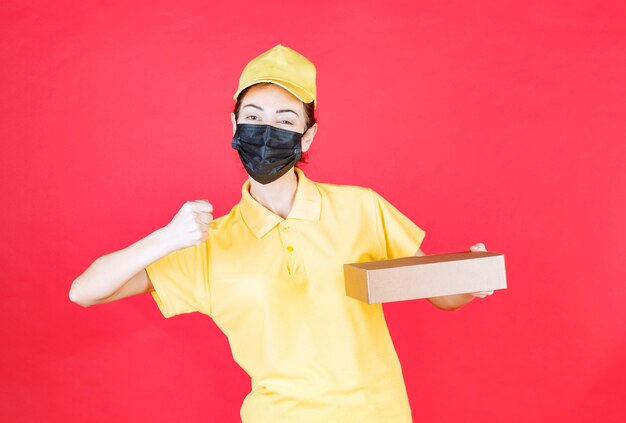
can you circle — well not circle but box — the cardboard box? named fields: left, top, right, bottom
left=343, top=251, right=507, bottom=304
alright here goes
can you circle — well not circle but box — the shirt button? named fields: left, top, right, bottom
left=286, top=246, right=294, bottom=252
left=283, top=225, right=289, bottom=231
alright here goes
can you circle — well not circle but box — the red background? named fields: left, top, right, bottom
left=1, top=1, right=625, bottom=422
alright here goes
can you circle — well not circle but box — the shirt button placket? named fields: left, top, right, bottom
left=280, top=221, right=295, bottom=274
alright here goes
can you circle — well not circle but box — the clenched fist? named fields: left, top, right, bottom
left=161, top=200, right=213, bottom=252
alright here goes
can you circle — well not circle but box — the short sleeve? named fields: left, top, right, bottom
left=145, top=241, right=212, bottom=318
left=368, top=188, right=426, bottom=260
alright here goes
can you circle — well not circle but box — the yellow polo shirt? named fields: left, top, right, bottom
left=146, top=166, right=426, bottom=423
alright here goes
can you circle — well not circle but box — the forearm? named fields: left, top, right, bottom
left=427, top=293, right=475, bottom=311
left=69, top=228, right=172, bottom=305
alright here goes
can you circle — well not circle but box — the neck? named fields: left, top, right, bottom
left=248, top=168, right=298, bottom=219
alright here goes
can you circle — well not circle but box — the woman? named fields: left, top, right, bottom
left=69, top=44, right=493, bottom=423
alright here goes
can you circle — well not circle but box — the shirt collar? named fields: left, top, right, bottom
left=239, top=167, right=322, bottom=239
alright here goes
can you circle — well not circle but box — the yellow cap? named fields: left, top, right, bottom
left=233, top=44, right=317, bottom=109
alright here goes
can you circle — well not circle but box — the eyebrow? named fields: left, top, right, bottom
left=242, top=104, right=299, bottom=117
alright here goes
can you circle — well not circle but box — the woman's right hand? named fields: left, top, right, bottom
left=69, top=199, right=214, bottom=307
left=161, top=200, right=214, bottom=252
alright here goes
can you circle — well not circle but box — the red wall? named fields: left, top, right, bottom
left=1, top=1, right=625, bottom=422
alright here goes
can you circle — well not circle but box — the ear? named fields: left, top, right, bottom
left=231, top=112, right=237, bottom=135
left=301, top=123, right=318, bottom=153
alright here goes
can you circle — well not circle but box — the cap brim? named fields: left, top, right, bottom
left=233, top=78, right=316, bottom=108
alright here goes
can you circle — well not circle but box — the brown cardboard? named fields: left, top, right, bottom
left=343, top=251, right=507, bottom=304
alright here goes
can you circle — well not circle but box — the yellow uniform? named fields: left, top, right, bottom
left=146, top=167, right=426, bottom=423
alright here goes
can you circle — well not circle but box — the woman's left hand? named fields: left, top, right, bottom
left=468, top=243, right=494, bottom=298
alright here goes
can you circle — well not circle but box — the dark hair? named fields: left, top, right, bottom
left=233, top=82, right=317, bottom=168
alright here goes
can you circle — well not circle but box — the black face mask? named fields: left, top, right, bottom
left=231, top=123, right=303, bottom=185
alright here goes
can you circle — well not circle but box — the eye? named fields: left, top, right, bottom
left=245, top=115, right=259, bottom=121
left=279, top=120, right=294, bottom=125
